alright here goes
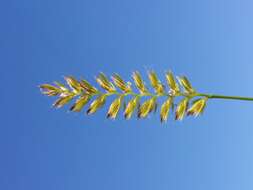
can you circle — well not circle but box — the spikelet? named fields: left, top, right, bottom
left=148, top=71, right=164, bottom=94
left=160, top=96, right=173, bottom=122
left=53, top=93, right=74, bottom=108
left=87, top=94, right=107, bottom=114
left=132, top=71, right=148, bottom=94
left=96, top=73, right=116, bottom=92
left=187, top=98, right=207, bottom=116
left=70, top=95, right=90, bottom=112
left=112, top=74, right=132, bottom=93
left=80, top=79, right=98, bottom=95
left=64, top=76, right=82, bottom=94
left=177, top=76, right=195, bottom=94
left=138, top=97, right=156, bottom=118
left=39, top=84, right=60, bottom=96
left=175, top=98, right=189, bottom=120
left=124, top=96, right=139, bottom=119
left=54, top=82, right=68, bottom=92
left=165, top=71, right=180, bottom=95
left=107, top=95, right=123, bottom=119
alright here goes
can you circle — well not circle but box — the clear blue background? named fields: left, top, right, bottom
left=1, top=0, right=253, bottom=189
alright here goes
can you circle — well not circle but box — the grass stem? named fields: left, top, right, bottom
left=198, top=93, right=253, bottom=101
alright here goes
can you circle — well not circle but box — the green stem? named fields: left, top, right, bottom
left=198, top=93, right=253, bottom=101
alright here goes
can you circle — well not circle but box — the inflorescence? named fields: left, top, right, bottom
left=39, top=71, right=210, bottom=122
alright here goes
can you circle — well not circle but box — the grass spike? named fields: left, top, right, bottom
left=39, top=70, right=253, bottom=124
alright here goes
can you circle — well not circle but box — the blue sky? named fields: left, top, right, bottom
left=2, top=0, right=253, bottom=189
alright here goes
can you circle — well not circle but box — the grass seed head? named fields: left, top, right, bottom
left=40, top=70, right=212, bottom=123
